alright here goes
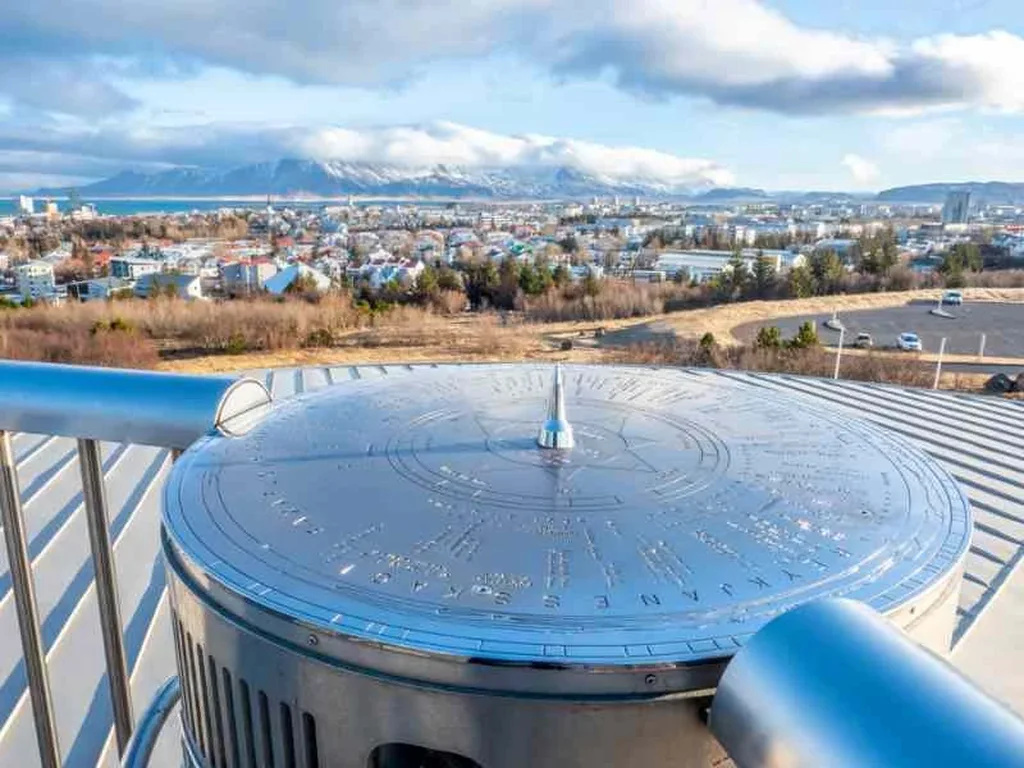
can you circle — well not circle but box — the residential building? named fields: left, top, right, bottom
left=111, top=256, right=162, bottom=281
left=68, top=277, right=133, bottom=302
left=942, top=191, right=971, bottom=225
left=134, top=273, right=204, bottom=300
left=655, top=249, right=804, bottom=283
left=263, top=263, right=332, bottom=295
left=17, top=196, right=34, bottom=215
left=15, top=260, right=57, bottom=300
left=221, top=261, right=279, bottom=295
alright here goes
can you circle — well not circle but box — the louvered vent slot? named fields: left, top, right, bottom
left=186, top=634, right=208, bottom=759
left=221, top=667, right=242, bottom=768
left=258, top=691, right=275, bottom=768
left=280, top=702, right=297, bottom=768
left=302, top=712, right=320, bottom=768
left=196, top=647, right=216, bottom=766
left=238, top=679, right=257, bottom=768
left=171, top=616, right=197, bottom=744
left=207, top=655, right=227, bottom=768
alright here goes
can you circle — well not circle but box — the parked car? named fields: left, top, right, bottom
left=897, top=332, right=923, bottom=352
left=854, top=332, right=873, bottom=349
left=942, top=290, right=964, bottom=306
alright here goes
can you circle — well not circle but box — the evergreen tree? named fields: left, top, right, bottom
left=787, top=265, right=815, bottom=299
left=750, top=255, right=777, bottom=299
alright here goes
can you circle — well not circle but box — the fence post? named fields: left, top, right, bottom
left=979, top=333, right=987, bottom=359
left=78, top=438, right=134, bottom=754
left=0, top=431, right=61, bottom=768
left=833, top=327, right=845, bottom=381
left=933, top=337, right=947, bottom=390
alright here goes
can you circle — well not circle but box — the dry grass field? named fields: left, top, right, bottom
left=4, top=287, right=1022, bottom=395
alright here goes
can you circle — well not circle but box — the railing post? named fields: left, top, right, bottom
left=0, top=431, right=61, bottom=768
left=933, top=337, right=947, bottom=391
left=832, top=327, right=845, bottom=381
left=78, top=438, right=134, bottom=754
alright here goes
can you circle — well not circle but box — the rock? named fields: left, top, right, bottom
left=985, top=373, right=1014, bottom=393
left=1014, top=373, right=1024, bottom=393
left=594, top=327, right=606, bottom=338
left=560, top=339, right=574, bottom=351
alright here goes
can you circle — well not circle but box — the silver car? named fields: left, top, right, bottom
left=897, top=332, right=923, bottom=352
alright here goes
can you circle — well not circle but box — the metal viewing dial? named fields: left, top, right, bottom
left=164, top=365, right=971, bottom=673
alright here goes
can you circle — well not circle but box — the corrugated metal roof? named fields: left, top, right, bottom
left=1, top=365, right=1021, bottom=767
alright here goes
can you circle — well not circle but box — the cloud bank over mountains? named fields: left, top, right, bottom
left=0, top=122, right=734, bottom=192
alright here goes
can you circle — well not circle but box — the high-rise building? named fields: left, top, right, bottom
left=17, top=195, right=34, bottom=215
left=942, top=191, right=971, bottom=224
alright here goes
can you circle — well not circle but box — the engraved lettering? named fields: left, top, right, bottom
left=443, top=586, right=464, bottom=600
left=543, top=594, right=560, bottom=609
left=749, top=576, right=770, bottom=589
left=494, top=591, right=511, bottom=606
left=720, top=583, right=734, bottom=596
left=412, top=580, right=428, bottom=593
left=640, top=593, right=661, bottom=606
left=372, top=572, right=392, bottom=584
left=595, top=595, right=610, bottom=610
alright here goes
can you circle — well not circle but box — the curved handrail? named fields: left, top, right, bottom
left=710, top=598, right=1024, bottom=768
left=0, top=361, right=271, bottom=449
left=121, top=677, right=181, bottom=768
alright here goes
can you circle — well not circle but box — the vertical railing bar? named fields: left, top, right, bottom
left=0, top=430, right=61, bottom=768
left=78, top=437, right=134, bottom=754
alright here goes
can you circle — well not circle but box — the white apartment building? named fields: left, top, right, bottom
left=221, top=262, right=279, bottom=295
left=15, top=260, right=57, bottom=301
left=111, top=256, right=162, bottom=281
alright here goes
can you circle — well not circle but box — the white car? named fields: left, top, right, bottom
left=897, top=332, right=923, bottom=352
left=942, top=290, right=964, bottom=306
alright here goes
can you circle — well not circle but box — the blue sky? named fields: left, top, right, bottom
left=2, top=0, right=1024, bottom=193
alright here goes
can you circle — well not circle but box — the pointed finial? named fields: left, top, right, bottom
left=538, top=364, right=574, bottom=450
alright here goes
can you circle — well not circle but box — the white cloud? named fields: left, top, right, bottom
left=6, top=0, right=1024, bottom=116
left=0, top=121, right=734, bottom=191
left=291, top=122, right=734, bottom=186
left=841, top=154, right=881, bottom=185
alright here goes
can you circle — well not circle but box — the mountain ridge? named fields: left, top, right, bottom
left=876, top=181, right=1024, bottom=204
left=34, top=159, right=708, bottom=200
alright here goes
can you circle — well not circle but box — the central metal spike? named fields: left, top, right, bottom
left=537, top=364, right=574, bottom=450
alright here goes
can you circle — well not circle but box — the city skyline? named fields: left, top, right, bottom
left=3, top=0, right=1024, bottom=193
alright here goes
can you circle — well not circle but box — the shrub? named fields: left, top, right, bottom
left=755, top=326, right=783, bottom=349
left=224, top=333, right=248, bottom=355
left=303, top=328, right=334, bottom=348
left=787, top=321, right=819, bottom=349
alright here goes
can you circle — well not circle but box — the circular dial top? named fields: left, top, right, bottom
left=165, top=365, right=970, bottom=669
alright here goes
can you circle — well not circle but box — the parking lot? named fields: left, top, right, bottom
left=733, top=301, right=1024, bottom=357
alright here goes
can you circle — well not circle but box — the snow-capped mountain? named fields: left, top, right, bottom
left=37, top=159, right=706, bottom=199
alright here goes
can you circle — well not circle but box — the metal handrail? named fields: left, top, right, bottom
left=0, top=362, right=271, bottom=767
left=120, top=677, right=181, bottom=768
left=709, top=598, right=1024, bottom=768
left=0, top=360, right=271, bottom=448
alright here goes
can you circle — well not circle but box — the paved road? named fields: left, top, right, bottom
left=600, top=303, right=1024, bottom=376
left=734, top=301, right=1024, bottom=358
